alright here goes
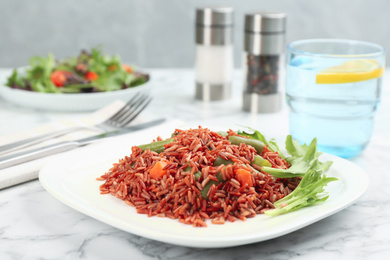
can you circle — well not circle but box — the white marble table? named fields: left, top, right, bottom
left=0, top=69, right=389, bottom=259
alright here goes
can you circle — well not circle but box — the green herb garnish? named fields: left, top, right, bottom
left=237, top=127, right=338, bottom=216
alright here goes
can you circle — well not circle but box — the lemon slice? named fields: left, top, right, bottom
left=316, top=59, right=384, bottom=84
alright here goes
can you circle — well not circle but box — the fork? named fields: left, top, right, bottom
left=0, top=93, right=152, bottom=156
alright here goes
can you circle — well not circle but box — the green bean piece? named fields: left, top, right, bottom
left=152, top=146, right=167, bottom=154
left=228, top=135, right=265, bottom=155
left=137, top=138, right=175, bottom=153
left=252, top=155, right=272, bottom=167
left=213, top=156, right=234, bottom=166
left=184, top=166, right=202, bottom=181
left=200, top=172, right=224, bottom=199
left=194, top=171, right=202, bottom=181
left=171, top=132, right=180, bottom=137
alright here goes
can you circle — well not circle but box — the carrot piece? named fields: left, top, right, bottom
left=235, top=169, right=253, bottom=187
left=150, top=161, right=168, bottom=179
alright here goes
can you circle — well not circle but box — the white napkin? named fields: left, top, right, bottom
left=0, top=100, right=142, bottom=189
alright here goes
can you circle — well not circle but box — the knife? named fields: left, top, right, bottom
left=0, top=118, right=165, bottom=170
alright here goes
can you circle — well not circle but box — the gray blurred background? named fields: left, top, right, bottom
left=0, top=0, right=388, bottom=68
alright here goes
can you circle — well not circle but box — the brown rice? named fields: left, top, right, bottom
left=98, top=127, right=299, bottom=227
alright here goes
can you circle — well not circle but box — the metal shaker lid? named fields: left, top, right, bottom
left=244, top=11, right=286, bottom=54
left=245, top=12, right=286, bottom=33
left=196, top=7, right=234, bottom=26
left=196, top=7, right=234, bottom=45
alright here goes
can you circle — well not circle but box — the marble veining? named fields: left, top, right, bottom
left=0, top=69, right=390, bottom=259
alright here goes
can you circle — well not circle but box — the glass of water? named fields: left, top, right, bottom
left=286, top=39, right=385, bottom=158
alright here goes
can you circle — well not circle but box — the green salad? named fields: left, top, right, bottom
left=6, top=47, right=149, bottom=93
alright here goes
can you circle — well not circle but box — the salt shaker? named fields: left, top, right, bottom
left=195, top=7, right=234, bottom=101
left=243, top=12, right=286, bottom=113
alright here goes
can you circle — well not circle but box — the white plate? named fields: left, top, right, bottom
left=39, top=128, right=369, bottom=248
left=0, top=69, right=151, bottom=112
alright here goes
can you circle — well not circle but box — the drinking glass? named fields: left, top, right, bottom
left=286, top=39, right=385, bottom=158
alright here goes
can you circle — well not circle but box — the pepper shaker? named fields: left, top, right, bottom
left=195, top=7, right=234, bottom=101
left=243, top=12, right=286, bottom=113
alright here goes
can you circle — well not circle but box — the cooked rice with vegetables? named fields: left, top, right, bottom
left=98, top=126, right=337, bottom=227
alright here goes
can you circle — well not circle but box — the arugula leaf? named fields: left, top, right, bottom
left=236, top=127, right=337, bottom=216
left=262, top=136, right=332, bottom=178
left=265, top=170, right=338, bottom=217
left=285, top=135, right=324, bottom=160
left=285, top=135, right=310, bottom=157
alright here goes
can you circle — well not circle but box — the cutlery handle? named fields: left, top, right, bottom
left=0, top=127, right=97, bottom=156
left=0, top=141, right=80, bottom=170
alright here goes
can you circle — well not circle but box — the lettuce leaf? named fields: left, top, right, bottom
left=6, top=69, right=25, bottom=88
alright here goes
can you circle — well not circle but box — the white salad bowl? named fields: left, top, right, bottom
left=0, top=68, right=152, bottom=112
